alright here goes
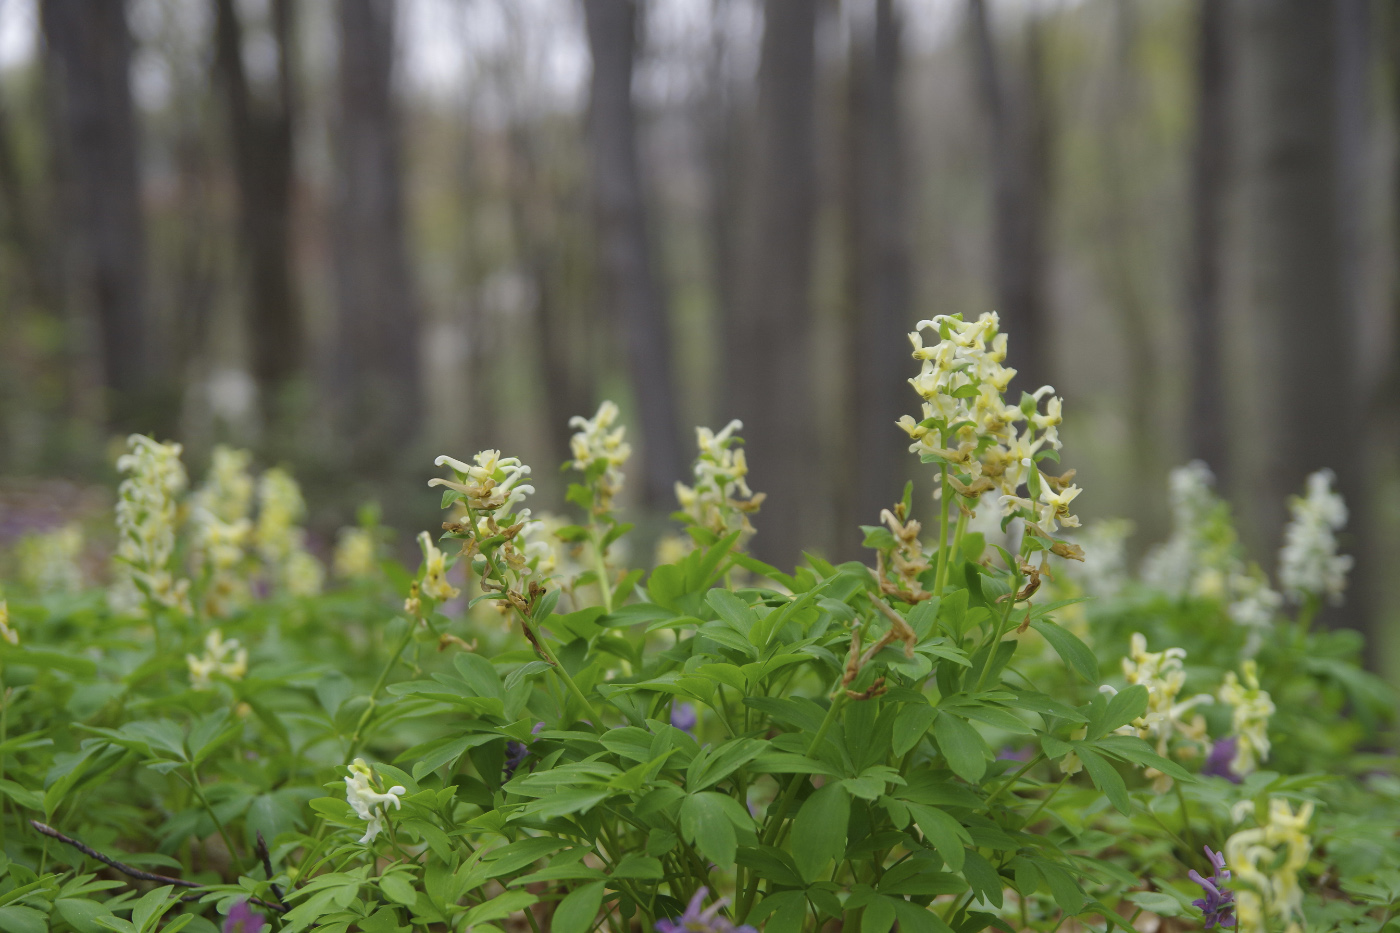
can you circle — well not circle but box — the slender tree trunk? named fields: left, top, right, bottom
left=1329, top=0, right=1376, bottom=646
left=1186, top=0, right=1232, bottom=478
left=840, top=0, right=911, bottom=555
left=41, top=0, right=149, bottom=428
left=728, top=0, right=819, bottom=568
left=582, top=0, right=683, bottom=507
left=1240, top=0, right=1353, bottom=593
left=212, top=0, right=303, bottom=429
left=968, top=0, right=1051, bottom=394
left=332, top=0, right=423, bottom=467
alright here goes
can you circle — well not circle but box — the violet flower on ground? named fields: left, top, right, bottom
left=504, top=722, right=545, bottom=780
left=1190, top=845, right=1236, bottom=930
left=223, top=900, right=267, bottom=933
left=655, top=887, right=756, bottom=933
left=671, top=702, right=698, bottom=735
left=1202, top=737, right=1243, bottom=783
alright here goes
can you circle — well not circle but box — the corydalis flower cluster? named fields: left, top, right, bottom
left=432, top=451, right=548, bottom=613
left=186, top=629, right=248, bottom=690
left=255, top=468, right=323, bottom=597
left=1143, top=462, right=1281, bottom=654
left=112, top=435, right=190, bottom=615
left=431, top=450, right=534, bottom=516
left=16, top=524, right=84, bottom=595
left=675, top=421, right=765, bottom=541
left=1119, top=633, right=1211, bottom=757
left=1278, top=469, right=1352, bottom=605
left=1218, top=660, right=1273, bottom=776
left=344, top=758, right=405, bottom=845
left=1226, top=798, right=1313, bottom=933
left=568, top=400, right=631, bottom=513
left=405, top=530, right=459, bottom=614
left=191, top=446, right=255, bottom=617
left=898, top=313, right=1081, bottom=537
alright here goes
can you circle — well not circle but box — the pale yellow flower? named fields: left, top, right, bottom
left=186, top=629, right=248, bottom=690
left=1226, top=797, right=1313, bottom=933
left=1219, top=660, right=1274, bottom=776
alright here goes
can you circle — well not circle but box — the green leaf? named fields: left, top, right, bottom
left=463, top=890, right=539, bottom=927
left=1094, top=735, right=1193, bottom=781
left=379, top=872, right=418, bottom=906
left=1075, top=747, right=1130, bottom=815
left=891, top=900, right=955, bottom=933
left=933, top=713, right=987, bottom=784
left=892, top=705, right=938, bottom=758
left=1094, top=685, right=1148, bottom=739
left=752, top=891, right=808, bottom=933
left=0, top=906, right=49, bottom=933
left=861, top=896, right=897, bottom=933
left=791, top=782, right=850, bottom=883
left=55, top=899, right=117, bottom=933
left=1126, top=892, right=1185, bottom=918
left=906, top=803, right=970, bottom=871
left=551, top=881, right=606, bottom=933
left=706, top=589, right=757, bottom=633
left=131, top=885, right=176, bottom=933
left=1028, top=618, right=1098, bottom=683
left=961, top=849, right=1003, bottom=908
left=680, top=792, right=738, bottom=866
left=612, top=854, right=664, bottom=880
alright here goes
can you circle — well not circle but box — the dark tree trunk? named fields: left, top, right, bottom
left=727, top=0, right=819, bottom=568
left=212, top=0, right=303, bottom=428
left=332, top=0, right=423, bottom=467
left=1329, top=0, right=1376, bottom=647
left=840, top=0, right=911, bottom=556
left=582, top=0, right=683, bottom=507
left=1240, top=0, right=1354, bottom=602
left=1185, top=0, right=1232, bottom=479
left=968, top=0, right=1051, bottom=395
left=41, top=0, right=149, bottom=428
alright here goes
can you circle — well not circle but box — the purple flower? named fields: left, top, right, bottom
left=671, top=702, right=698, bottom=735
left=1201, top=737, right=1243, bottom=783
left=655, top=887, right=756, bottom=933
left=224, top=900, right=267, bottom=933
left=997, top=745, right=1033, bottom=762
left=503, top=722, right=546, bottom=780
left=1189, top=846, right=1236, bottom=930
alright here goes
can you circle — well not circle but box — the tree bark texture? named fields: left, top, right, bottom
left=1240, top=0, right=1356, bottom=607
left=840, top=0, right=912, bottom=557
left=212, top=0, right=303, bottom=424
left=968, top=0, right=1051, bottom=396
left=583, top=0, right=684, bottom=507
left=1185, top=0, right=1232, bottom=480
left=333, top=0, right=424, bottom=466
left=41, top=0, right=149, bottom=425
left=727, top=0, right=819, bottom=568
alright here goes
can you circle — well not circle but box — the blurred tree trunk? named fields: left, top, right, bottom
left=968, top=0, right=1051, bottom=394
left=839, top=0, right=911, bottom=556
left=212, top=0, right=303, bottom=430
left=727, top=0, right=818, bottom=568
left=1241, top=0, right=1362, bottom=630
left=702, top=0, right=740, bottom=410
left=582, top=0, right=683, bottom=507
left=1330, top=0, right=1376, bottom=646
left=1185, top=0, right=1231, bottom=479
left=41, top=0, right=149, bottom=429
left=332, top=0, right=423, bottom=467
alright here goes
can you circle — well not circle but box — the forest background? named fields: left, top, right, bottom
left=0, top=0, right=1397, bottom=673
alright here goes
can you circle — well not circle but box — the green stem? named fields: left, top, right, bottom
left=588, top=524, right=615, bottom=614
left=346, top=622, right=418, bottom=762
left=737, top=690, right=848, bottom=920
left=519, top=608, right=604, bottom=726
left=189, top=770, right=245, bottom=876
left=980, top=753, right=1044, bottom=810
left=933, top=465, right=952, bottom=594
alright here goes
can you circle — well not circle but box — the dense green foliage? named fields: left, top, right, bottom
left=0, top=315, right=1395, bottom=933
